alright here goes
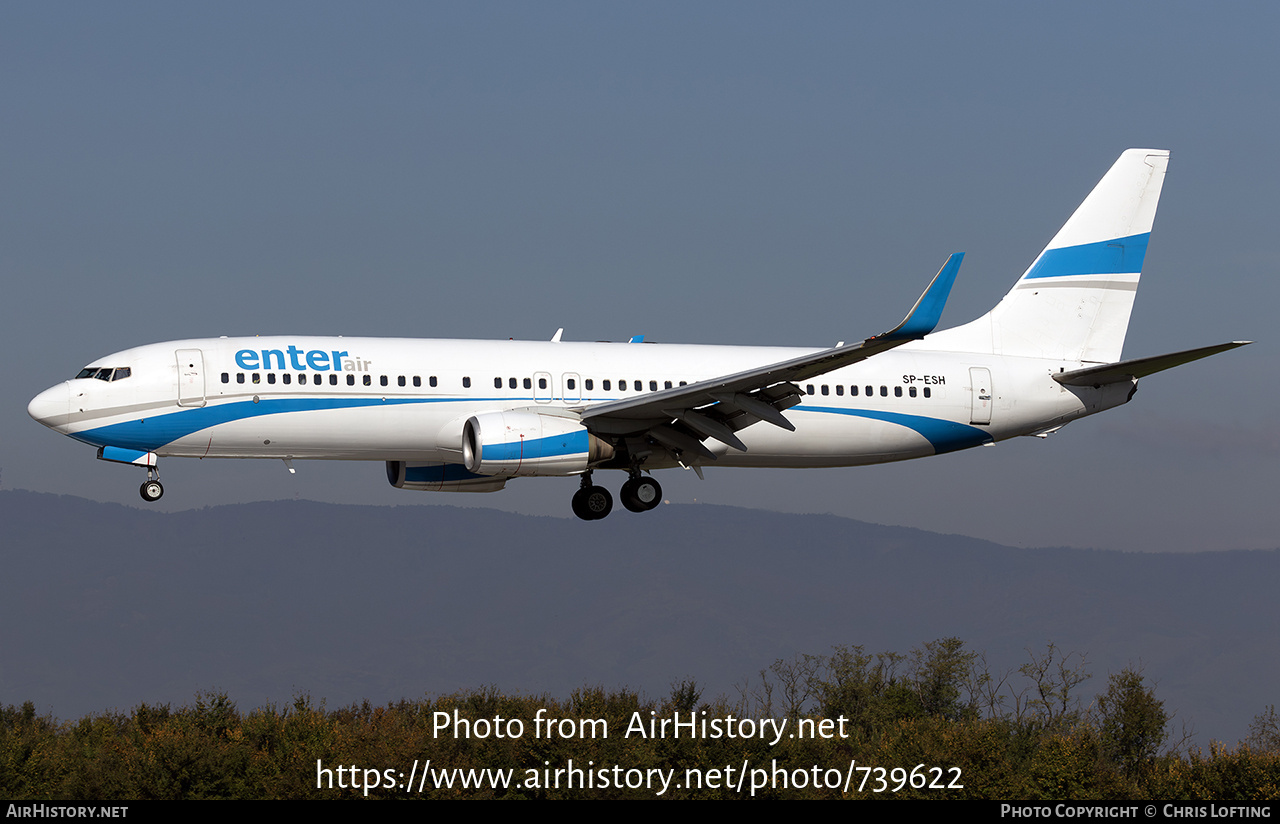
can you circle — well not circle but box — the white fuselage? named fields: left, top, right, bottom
left=28, top=335, right=1131, bottom=470
left=28, top=150, right=1242, bottom=518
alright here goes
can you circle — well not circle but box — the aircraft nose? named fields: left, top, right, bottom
left=28, top=383, right=70, bottom=429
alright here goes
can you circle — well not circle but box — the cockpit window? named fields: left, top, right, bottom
left=74, top=366, right=132, bottom=382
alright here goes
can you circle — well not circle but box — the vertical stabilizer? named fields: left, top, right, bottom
left=930, top=149, right=1169, bottom=363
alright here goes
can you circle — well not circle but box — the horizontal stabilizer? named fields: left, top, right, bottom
left=1053, top=341, right=1252, bottom=387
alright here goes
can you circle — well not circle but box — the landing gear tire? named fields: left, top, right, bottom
left=140, top=480, right=164, bottom=502
left=621, top=476, right=662, bottom=512
left=571, top=485, right=613, bottom=521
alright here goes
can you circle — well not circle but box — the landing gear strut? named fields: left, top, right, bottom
left=139, top=466, right=163, bottom=502
left=570, top=472, right=613, bottom=521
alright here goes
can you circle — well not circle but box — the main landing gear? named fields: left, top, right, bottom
left=571, top=474, right=613, bottom=521
left=139, top=466, right=163, bottom=502
left=571, top=471, right=662, bottom=521
left=621, top=475, right=661, bottom=513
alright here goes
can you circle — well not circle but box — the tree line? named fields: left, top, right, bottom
left=3, top=639, right=1278, bottom=799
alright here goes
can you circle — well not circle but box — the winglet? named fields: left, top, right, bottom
left=880, top=253, right=963, bottom=341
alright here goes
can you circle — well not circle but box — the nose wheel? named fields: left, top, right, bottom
left=139, top=466, right=163, bottom=502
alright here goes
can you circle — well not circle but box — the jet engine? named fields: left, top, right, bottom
left=463, top=410, right=613, bottom=477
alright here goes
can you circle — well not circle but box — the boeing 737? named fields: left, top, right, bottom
left=28, top=149, right=1249, bottom=520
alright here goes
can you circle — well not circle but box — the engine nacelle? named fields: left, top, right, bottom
left=386, top=460, right=508, bottom=493
left=463, top=410, right=613, bottom=477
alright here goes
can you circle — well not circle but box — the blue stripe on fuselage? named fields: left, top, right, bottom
left=75, top=395, right=990, bottom=458
left=795, top=405, right=991, bottom=454
left=71, top=396, right=472, bottom=452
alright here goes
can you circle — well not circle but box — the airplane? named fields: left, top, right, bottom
left=28, top=149, right=1249, bottom=520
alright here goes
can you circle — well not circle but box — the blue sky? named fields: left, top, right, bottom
left=4, top=2, right=1276, bottom=551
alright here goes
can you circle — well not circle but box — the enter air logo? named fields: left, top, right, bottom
left=234, top=346, right=371, bottom=372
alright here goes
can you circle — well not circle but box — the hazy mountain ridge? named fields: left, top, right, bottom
left=1, top=489, right=1274, bottom=744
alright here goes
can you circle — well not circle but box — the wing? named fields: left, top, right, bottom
left=577, top=254, right=963, bottom=462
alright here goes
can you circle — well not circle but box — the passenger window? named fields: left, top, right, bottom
left=379, top=375, right=387, bottom=386
left=330, top=375, right=338, bottom=385
left=567, top=378, right=576, bottom=390
left=836, top=385, right=844, bottom=396
left=851, top=385, right=858, bottom=396
left=821, top=385, right=829, bottom=396
left=539, top=378, right=547, bottom=389
left=807, top=384, right=815, bottom=395
left=523, top=378, right=532, bottom=390
left=909, top=386, right=917, bottom=397
left=347, top=374, right=355, bottom=386
left=509, top=377, right=517, bottom=389
left=364, top=375, right=372, bottom=386
left=413, top=376, right=421, bottom=387
left=649, top=380, right=657, bottom=391
left=880, top=386, right=888, bottom=397
left=462, top=376, right=471, bottom=388
left=221, top=373, right=229, bottom=384
left=267, top=373, right=277, bottom=385
left=865, top=385, right=873, bottom=396
left=603, top=380, right=612, bottom=391
left=664, top=380, right=672, bottom=389
left=894, top=386, right=902, bottom=397
left=236, top=373, right=245, bottom=384
left=398, top=376, right=406, bottom=387
left=494, top=377, right=502, bottom=389
left=585, top=379, right=594, bottom=390
left=429, top=376, right=437, bottom=387
left=252, top=373, right=261, bottom=384
left=924, top=387, right=931, bottom=398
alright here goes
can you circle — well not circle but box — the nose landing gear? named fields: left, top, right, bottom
left=139, top=467, right=163, bottom=502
